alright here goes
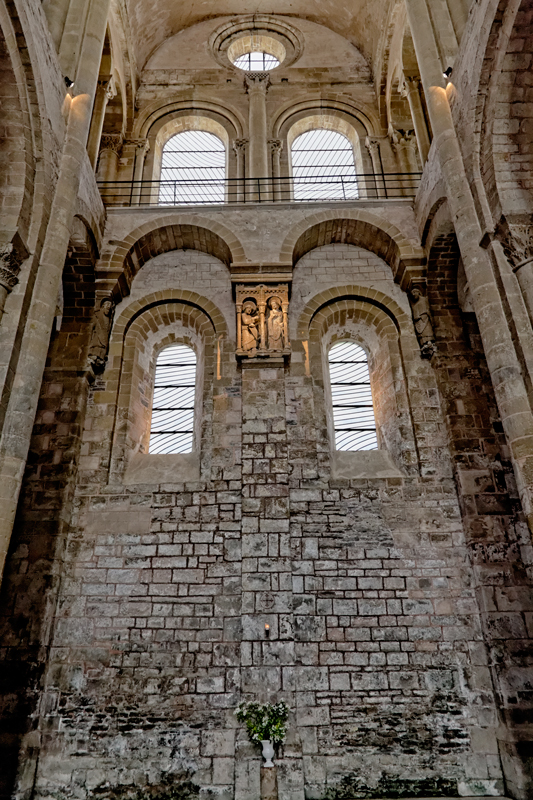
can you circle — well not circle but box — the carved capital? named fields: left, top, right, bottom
left=496, top=218, right=533, bottom=270
left=233, top=138, right=248, bottom=155
left=124, top=138, right=150, bottom=155
left=0, top=242, right=23, bottom=292
left=269, top=139, right=283, bottom=156
left=96, top=75, right=117, bottom=102
left=389, top=128, right=416, bottom=150
left=401, top=74, right=421, bottom=97
left=365, top=136, right=381, bottom=157
left=99, top=132, right=124, bottom=156
left=244, top=72, right=271, bottom=95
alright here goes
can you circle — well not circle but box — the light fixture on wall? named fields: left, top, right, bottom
left=64, top=76, right=75, bottom=88
left=443, top=67, right=453, bottom=80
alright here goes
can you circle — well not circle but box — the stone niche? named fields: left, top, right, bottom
left=235, top=283, right=291, bottom=361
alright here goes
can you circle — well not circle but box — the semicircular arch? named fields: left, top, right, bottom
left=0, top=3, right=39, bottom=248
left=111, top=289, right=228, bottom=346
left=101, top=215, right=245, bottom=297
left=272, top=97, right=380, bottom=139
left=297, top=284, right=411, bottom=340
left=281, top=210, right=426, bottom=286
left=134, top=100, right=245, bottom=140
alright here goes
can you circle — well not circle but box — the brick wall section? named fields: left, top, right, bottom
left=427, top=232, right=533, bottom=793
left=0, top=242, right=96, bottom=797
left=0, top=243, right=515, bottom=799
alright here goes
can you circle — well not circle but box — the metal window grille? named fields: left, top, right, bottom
left=291, top=129, right=359, bottom=201
left=328, top=341, right=378, bottom=451
left=149, top=344, right=197, bottom=454
left=159, top=130, right=225, bottom=205
left=233, top=51, right=280, bottom=71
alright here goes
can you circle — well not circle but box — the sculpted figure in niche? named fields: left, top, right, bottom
left=266, top=296, right=284, bottom=350
left=88, top=297, right=115, bottom=371
left=409, top=287, right=436, bottom=358
left=241, top=299, right=259, bottom=351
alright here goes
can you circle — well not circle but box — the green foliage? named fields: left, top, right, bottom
left=234, top=700, right=290, bottom=745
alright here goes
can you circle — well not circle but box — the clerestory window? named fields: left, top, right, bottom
left=328, top=341, right=378, bottom=451
left=291, top=129, right=359, bottom=201
left=159, top=130, right=225, bottom=205
left=149, top=344, right=197, bottom=454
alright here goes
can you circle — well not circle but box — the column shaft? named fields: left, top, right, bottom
left=87, top=77, right=115, bottom=168
left=405, top=0, right=533, bottom=510
left=233, top=140, right=247, bottom=203
left=0, top=0, right=112, bottom=585
left=245, top=74, right=270, bottom=200
left=269, top=140, right=282, bottom=202
left=403, top=76, right=431, bottom=163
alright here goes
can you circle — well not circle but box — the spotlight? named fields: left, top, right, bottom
left=64, top=76, right=75, bottom=88
left=443, top=67, right=453, bottom=80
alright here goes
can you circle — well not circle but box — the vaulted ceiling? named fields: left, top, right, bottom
left=124, top=0, right=395, bottom=73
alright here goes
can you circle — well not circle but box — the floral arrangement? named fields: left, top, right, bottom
left=234, top=700, right=290, bottom=745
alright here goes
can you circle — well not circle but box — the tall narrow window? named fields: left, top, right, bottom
left=291, top=129, right=359, bottom=201
left=328, top=341, right=378, bottom=451
left=149, top=344, right=197, bottom=454
left=159, top=130, right=225, bottom=205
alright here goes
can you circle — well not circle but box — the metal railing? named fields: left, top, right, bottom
left=97, top=173, right=422, bottom=207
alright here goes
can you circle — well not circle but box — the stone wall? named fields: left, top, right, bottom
left=0, top=242, right=515, bottom=800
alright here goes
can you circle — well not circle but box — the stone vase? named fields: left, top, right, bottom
left=261, top=739, right=275, bottom=767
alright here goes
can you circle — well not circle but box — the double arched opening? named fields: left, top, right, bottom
left=124, top=103, right=390, bottom=205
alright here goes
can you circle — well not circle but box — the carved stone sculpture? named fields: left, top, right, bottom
left=266, top=296, right=285, bottom=350
left=0, top=240, right=26, bottom=325
left=236, top=284, right=290, bottom=360
left=241, top=299, right=260, bottom=351
left=409, top=286, right=436, bottom=358
left=88, top=296, right=115, bottom=372
left=497, top=217, right=533, bottom=270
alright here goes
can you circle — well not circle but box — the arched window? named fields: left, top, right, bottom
left=159, top=130, right=225, bottom=205
left=291, top=129, right=359, bottom=201
left=328, top=341, right=377, bottom=451
left=149, top=344, right=197, bottom=454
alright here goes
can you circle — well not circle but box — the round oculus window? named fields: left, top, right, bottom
left=232, top=51, right=280, bottom=71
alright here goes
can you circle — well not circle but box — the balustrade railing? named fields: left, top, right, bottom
left=97, top=173, right=422, bottom=207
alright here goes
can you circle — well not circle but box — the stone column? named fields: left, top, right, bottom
left=364, top=137, right=385, bottom=198
left=499, top=222, right=533, bottom=329
left=258, top=297, right=267, bottom=354
left=233, top=139, right=248, bottom=203
left=244, top=72, right=271, bottom=201
left=127, top=138, right=150, bottom=205
left=87, top=75, right=116, bottom=168
left=446, top=0, right=469, bottom=41
left=405, top=0, right=533, bottom=529
left=427, top=0, right=458, bottom=68
left=42, top=0, right=71, bottom=51
left=389, top=129, right=419, bottom=196
left=0, top=0, right=113, bottom=586
left=401, top=75, right=431, bottom=163
left=96, top=133, right=123, bottom=203
left=269, top=139, right=283, bottom=202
